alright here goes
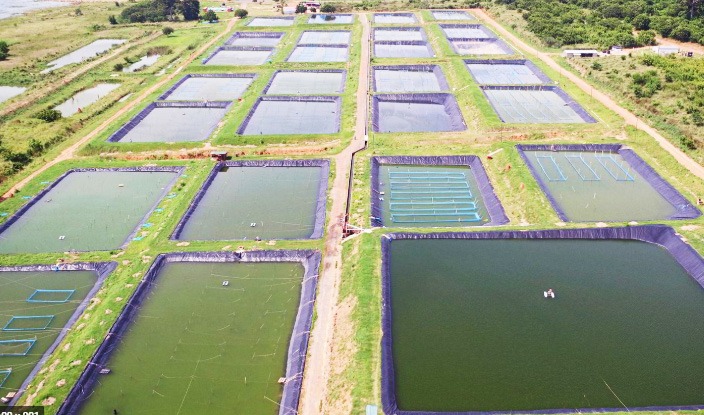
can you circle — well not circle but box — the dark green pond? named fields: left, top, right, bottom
left=0, top=171, right=178, bottom=253
left=389, top=238, right=704, bottom=412
left=78, top=261, right=302, bottom=415
left=0, top=270, right=98, bottom=399
left=178, top=166, right=324, bottom=240
left=378, top=165, right=489, bottom=227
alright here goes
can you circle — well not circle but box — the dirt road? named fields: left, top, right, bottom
left=299, top=13, right=370, bottom=415
left=473, top=8, right=704, bottom=180
left=1, top=17, right=239, bottom=199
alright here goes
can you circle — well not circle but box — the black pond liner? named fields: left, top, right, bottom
left=449, top=38, right=515, bottom=55
left=516, top=144, right=701, bottom=221
left=464, top=59, right=553, bottom=85
left=158, top=73, right=257, bottom=101
left=296, top=30, right=352, bottom=46
left=247, top=16, right=296, bottom=26
left=105, top=101, right=231, bottom=143
left=371, top=65, right=449, bottom=92
left=371, top=93, right=466, bottom=132
left=237, top=95, right=342, bottom=135
left=0, top=262, right=117, bottom=406
left=57, top=250, right=320, bottom=415
left=170, top=159, right=330, bottom=240
left=262, top=69, right=347, bottom=95
left=480, top=85, right=597, bottom=123
left=370, top=155, right=509, bottom=227
left=380, top=225, right=704, bottom=415
left=0, top=167, right=184, bottom=251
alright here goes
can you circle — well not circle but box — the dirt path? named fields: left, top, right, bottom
left=1, top=17, right=239, bottom=200
left=299, top=12, right=370, bottom=415
left=0, top=32, right=160, bottom=118
left=473, top=8, right=704, bottom=181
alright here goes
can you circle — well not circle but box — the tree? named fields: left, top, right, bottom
left=296, top=3, right=307, bottom=13
left=180, top=0, right=200, bottom=20
left=162, top=26, right=174, bottom=35
left=632, top=14, right=650, bottom=30
left=34, top=108, right=62, bottom=123
left=0, top=41, right=9, bottom=61
left=320, top=3, right=336, bottom=12
left=203, top=9, right=218, bottom=22
left=108, top=14, right=118, bottom=24
left=234, top=8, right=248, bottom=18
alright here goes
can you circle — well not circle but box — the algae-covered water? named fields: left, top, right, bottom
left=78, top=261, right=302, bottom=415
left=179, top=166, right=324, bottom=240
left=0, top=170, right=178, bottom=253
left=0, top=270, right=98, bottom=399
left=389, top=238, right=704, bottom=412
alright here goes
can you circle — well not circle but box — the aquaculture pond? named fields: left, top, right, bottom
left=68, top=260, right=307, bottom=415
left=54, top=83, right=120, bottom=117
left=0, top=169, right=179, bottom=253
left=375, top=165, right=489, bottom=226
left=174, top=162, right=328, bottom=240
left=519, top=147, right=698, bottom=221
left=0, top=265, right=112, bottom=405
left=384, top=231, right=704, bottom=413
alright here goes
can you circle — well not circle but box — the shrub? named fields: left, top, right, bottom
left=296, top=3, right=307, bottom=13
left=234, top=8, right=248, bottom=18
left=108, top=15, right=118, bottom=24
left=162, top=26, right=174, bottom=35
left=0, top=41, right=8, bottom=60
left=320, top=3, right=336, bottom=12
left=591, top=61, right=602, bottom=70
left=113, top=63, right=124, bottom=71
left=35, top=108, right=62, bottom=122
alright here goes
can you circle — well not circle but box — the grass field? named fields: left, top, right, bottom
left=1, top=5, right=704, bottom=415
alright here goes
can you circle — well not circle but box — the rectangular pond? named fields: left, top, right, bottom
left=374, top=27, right=426, bottom=42
left=299, top=30, right=351, bottom=45
left=382, top=226, right=704, bottom=414
left=41, top=39, right=126, bottom=73
left=450, top=38, right=514, bottom=55
left=107, top=102, right=230, bottom=143
left=264, top=70, right=345, bottom=95
left=373, top=65, right=448, bottom=93
left=374, top=13, right=417, bottom=24
left=54, top=83, right=120, bottom=117
left=0, top=263, right=115, bottom=406
left=0, top=167, right=181, bottom=253
left=225, top=32, right=284, bottom=47
left=308, top=13, right=354, bottom=24
left=465, top=59, right=551, bottom=85
left=0, top=86, right=26, bottom=104
left=202, top=46, right=274, bottom=66
left=371, top=156, right=508, bottom=227
left=517, top=144, right=701, bottom=222
left=59, top=251, right=320, bottom=415
left=173, top=160, right=328, bottom=241
left=374, top=41, right=434, bottom=58
left=372, top=94, right=465, bottom=133
left=431, top=10, right=474, bottom=20
left=482, top=85, right=595, bottom=123
left=159, top=74, right=255, bottom=101
left=287, top=45, right=349, bottom=62
left=238, top=96, right=340, bottom=135
left=248, top=16, right=295, bottom=26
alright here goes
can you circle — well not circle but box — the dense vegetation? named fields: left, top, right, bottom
left=0, top=41, right=9, bottom=60
left=493, top=0, right=704, bottom=47
left=120, top=0, right=200, bottom=23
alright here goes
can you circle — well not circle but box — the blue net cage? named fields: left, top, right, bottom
left=0, top=339, right=36, bottom=357
left=27, top=289, right=76, bottom=303
left=0, top=369, right=10, bottom=388
left=3, top=315, right=55, bottom=331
